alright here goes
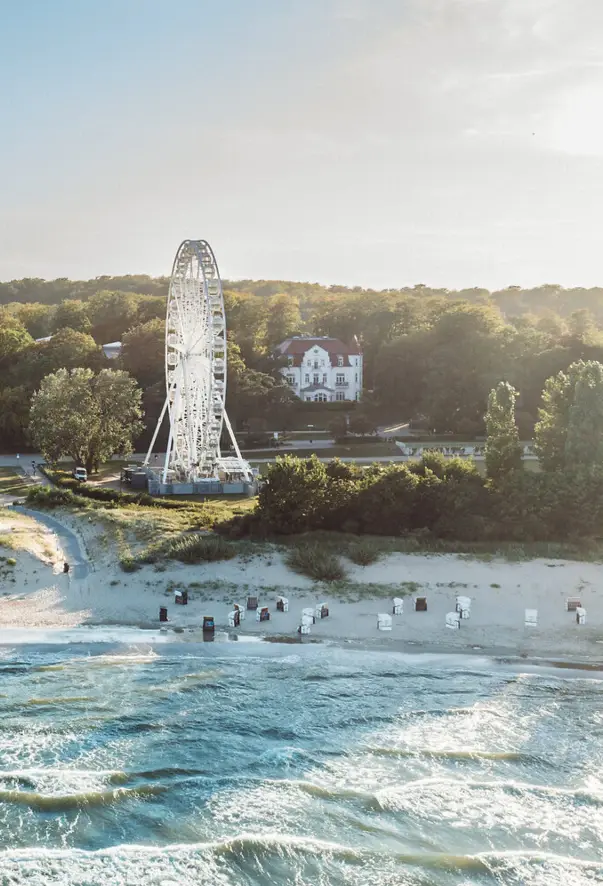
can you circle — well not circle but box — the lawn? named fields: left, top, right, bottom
left=0, top=467, right=32, bottom=495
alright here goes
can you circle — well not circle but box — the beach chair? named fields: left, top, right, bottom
left=525, top=609, right=538, bottom=627
left=159, top=606, right=168, bottom=623
left=393, top=597, right=403, bottom=615
left=566, top=597, right=581, bottom=612
left=256, top=606, right=270, bottom=622
left=455, top=595, right=471, bottom=619
left=377, top=613, right=393, bottom=631
left=315, top=602, right=329, bottom=619
left=233, top=604, right=245, bottom=621
left=576, top=607, right=587, bottom=625
left=446, top=611, right=461, bottom=630
left=228, top=609, right=241, bottom=628
left=276, top=596, right=289, bottom=613
left=174, top=589, right=188, bottom=605
left=302, top=607, right=315, bottom=624
left=299, top=620, right=312, bottom=635
left=414, top=597, right=427, bottom=612
left=202, top=615, right=215, bottom=634
left=247, top=596, right=258, bottom=610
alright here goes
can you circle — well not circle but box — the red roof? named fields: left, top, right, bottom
left=278, top=337, right=361, bottom=368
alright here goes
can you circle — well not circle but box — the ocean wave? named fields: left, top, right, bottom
left=0, top=836, right=600, bottom=875
left=0, top=783, right=166, bottom=811
left=25, top=697, right=94, bottom=706
left=365, top=746, right=543, bottom=763
left=261, top=775, right=603, bottom=813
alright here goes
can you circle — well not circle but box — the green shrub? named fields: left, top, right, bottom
left=5, top=558, right=16, bottom=567
left=119, top=556, right=141, bottom=573
left=347, top=542, right=381, bottom=566
left=286, top=544, right=347, bottom=582
left=166, top=534, right=236, bottom=563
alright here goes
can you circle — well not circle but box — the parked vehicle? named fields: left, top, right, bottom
left=73, top=467, right=88, bottom=482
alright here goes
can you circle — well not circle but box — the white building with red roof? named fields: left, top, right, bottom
left=276, top=336, right=363, bottom=402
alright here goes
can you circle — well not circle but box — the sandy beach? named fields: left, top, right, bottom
left=0, top=504, right=601, bottom=662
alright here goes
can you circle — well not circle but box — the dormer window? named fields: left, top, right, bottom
left=337, top=355, right=344, bottom=367
left=287, top=356, right=294, bottom=365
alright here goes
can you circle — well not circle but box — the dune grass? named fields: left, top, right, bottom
left=285, top=544, right=348, bottom=582
left=0, top=468, right=31, bottom=496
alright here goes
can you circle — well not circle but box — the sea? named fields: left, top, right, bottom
left=0, top=631, right=601, bottom=885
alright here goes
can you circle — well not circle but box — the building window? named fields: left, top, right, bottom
left=355, top=373, right=358, bottom=382
left=336, top=391, right=345, bottom=401
left=336, top=373, right=345, bottom=385
left=304, top=373, right=310, bottom=383
left=315, top=393, right=327, bottom=402
left=337, top=355, right=344, bottom=367
left=322, top=373, right=327, bottom=384
left=287, top=356, right=294, bottom=365
left=313, top=374, right=319, bottom=384
left=313, top=360, right=319, bottom=369
left=305, top=397, right=312, bottom=402
left=355, top=392, right=360, bottom=401
left=286, top=375, right=295, bottom=385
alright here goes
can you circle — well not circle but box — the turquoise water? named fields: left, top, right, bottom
left=0, top=637, right=601, bottom=884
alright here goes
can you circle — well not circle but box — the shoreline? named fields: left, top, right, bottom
left=1, top=504, right=602, bottom=669
left=0, top=620, right=601, bottom=677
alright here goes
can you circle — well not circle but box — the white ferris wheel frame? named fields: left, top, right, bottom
left=144, top=239, right=251, bottom=484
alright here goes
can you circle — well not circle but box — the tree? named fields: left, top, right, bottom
left=564, top=361, right=603, bottom=471
left=0, top=311, right=34, bottom=365
left=87, top=290, right=139, bottom=344
left=10, top=328, right=103, bottom=391
left=0, top=386, right=31, bottom=451
left=257, top=455, right=329, bottom=533
left=484, top=381, right=523, bottom=483
left=7, top=302, right=54, bottom=339
left=29, top=368, right=144, bottom=472
left=327, top=415, right=348, bottom=438
left=534, top=360, right=603, bottom=473
left=52, top=299, right=92, bottom=334
left=348, top=412, right=375, bottom=435
left=120, top=318, right=165, bottom=388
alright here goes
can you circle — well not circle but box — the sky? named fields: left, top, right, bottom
left=1, top=0, right=603, bottom=290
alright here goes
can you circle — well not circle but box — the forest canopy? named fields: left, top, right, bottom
left=2, top=274, right=603, bottom=451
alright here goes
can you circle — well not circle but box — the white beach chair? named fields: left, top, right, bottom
left=299, top=613, right=313, bottom=634
left=276, top=596, right=289, bottom=613
left=315, top=602, right=329, bottom=619
left=233, top=604, right=245, bottom=621
left=576, top=607, right=587, bottom=625
left=377, top=613, right=393, bottom=631
left=228, top=610, right=240, bottom=628
left=302, top=607, right=315, bottom=624
left=393, top=597, right=404, bottom=615
left=525, top=609, right=538, bottom=627
left=446, top=611, right=461, bottom=630
left=455, top=595, right=471, bottom=619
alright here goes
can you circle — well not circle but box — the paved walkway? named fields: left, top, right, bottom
left=13, top=506, right=91, bottom=581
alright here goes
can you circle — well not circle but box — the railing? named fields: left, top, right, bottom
left=335, top=381, right=349, bottom=387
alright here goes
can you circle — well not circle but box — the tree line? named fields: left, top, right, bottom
left=3, top=273, right=603, bottom=451
left=234, top=361, right=603, bottom=544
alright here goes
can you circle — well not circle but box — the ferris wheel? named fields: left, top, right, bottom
left=144, top=240, right=251, bottom=485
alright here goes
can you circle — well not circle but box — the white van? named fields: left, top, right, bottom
left=73, top=467, right=88, bottom=482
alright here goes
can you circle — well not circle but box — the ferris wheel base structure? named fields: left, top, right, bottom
left=142, top=239, right=255, bottom=494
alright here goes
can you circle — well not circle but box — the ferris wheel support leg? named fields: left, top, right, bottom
left=223, top=410, right=244, bottom=462
left=162, top=419, right=174, bottom=485
left=143, top=395, right=169, bottom=467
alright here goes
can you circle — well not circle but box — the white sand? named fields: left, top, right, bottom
left=1, top=506, right=602, bottom=662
